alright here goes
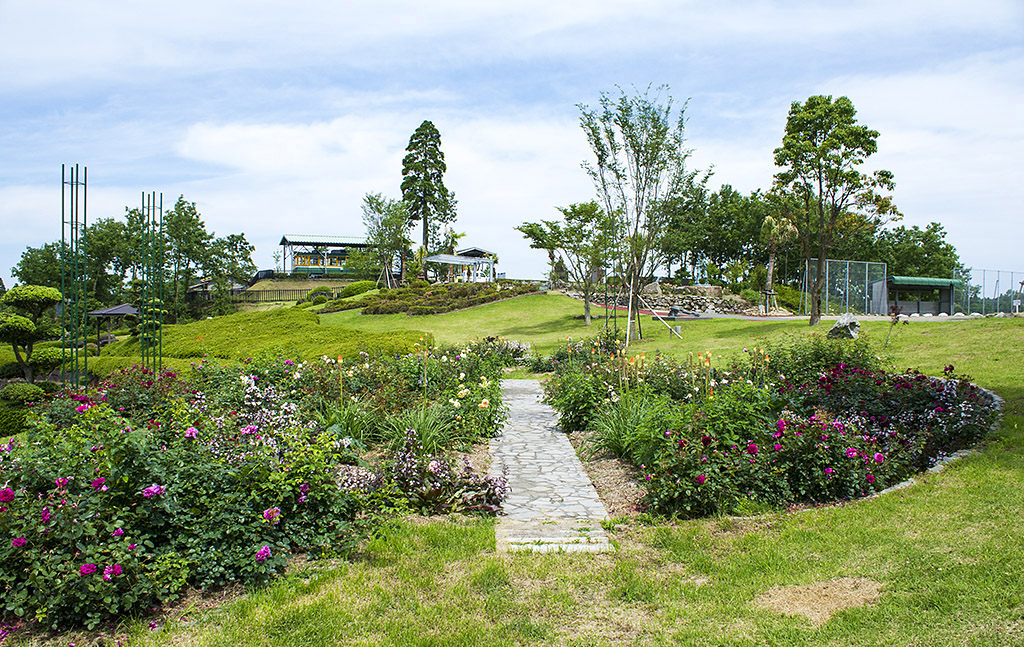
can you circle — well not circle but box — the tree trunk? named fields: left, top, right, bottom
left=808, top=259, right=826, bottom=326
left=422, top=217, right=429, bottom=280
left=765, top=251, right=776, bottom=292
left=583, top=289, right=592, bottom=325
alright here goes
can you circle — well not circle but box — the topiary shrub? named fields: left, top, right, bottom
left=0, top=402, right=26, bottom=436
left=337, top=280, right=376, bottom=299
left=307, top=286, right=333, bottom=299
left=311, top=295, right=329, bottom=306
left=0, top=383, right=45, bottom=404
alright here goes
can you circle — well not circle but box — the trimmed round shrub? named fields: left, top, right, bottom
left=0, top=382, right=45, bottom=403
left=337, top=280, right=376, bottom=299
left=312, top=295, right=329, bottom=305
left=307, top=286, right=333, bottom=299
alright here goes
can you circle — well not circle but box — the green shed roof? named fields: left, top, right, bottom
left=888, top=276, right=964, bottom=288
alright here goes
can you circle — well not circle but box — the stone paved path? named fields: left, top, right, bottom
left=489, top=379, right=612, bottom=553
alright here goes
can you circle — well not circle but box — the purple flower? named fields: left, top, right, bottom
left=102, top=564, right=122, bottom=581
left=776, top=419, right=786, bottom=433
left=825, top=467, right=834, bottom=476
left=845, top=448, right=858, bottom=458
left=79, top=563, right=97, bottom=575
left=113, top=528, right=124, bottom=537
left=128, top=544, right=137, bottom=551
left=142, top=484, right=165, bottom=499
left=873, top=452, right=885, bottom=464
left=262, top=507, right=281, bottom=524
left=866, top=474, right=876, bottom=484
left=696, top=474, right=706, bottom=485
left=746, top=443, right=758, bottom=456
left=256, top=545, right=272, bottom=563
left=284, top=360, right=295, bottom=366
left=90, top=477, right=106, bottom=490
left=55, top=477, right=69, bottom=488
left=11, top=536, right=27, bottom=548
left=184, top=427, right=198, bottom=439
left=41, top=507, right=51, bottom=523
left=773, top=443, right=782, bottom=451
left=0, top=488, right=13, bottom=503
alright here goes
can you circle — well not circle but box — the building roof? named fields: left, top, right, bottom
left=279, top=234, right=369, bottom=247
left=425, top=254, right=494, bottom=266
left=456, top=246, right=495, bottom=258
left=88, top=303, right=138, bottom=317
left=888, top=276, right=965, bottom=288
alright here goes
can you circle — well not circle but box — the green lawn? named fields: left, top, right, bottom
left=13, top=300, right=1024, bottom=646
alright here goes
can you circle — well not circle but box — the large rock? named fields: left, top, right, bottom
left=827, top=313, right=860, bottom=339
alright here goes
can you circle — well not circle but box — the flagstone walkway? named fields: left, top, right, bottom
left=489, top=379, right=612, bottom=553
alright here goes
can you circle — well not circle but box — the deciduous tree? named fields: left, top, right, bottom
left=579, top=85, right=702, bottom=337
left=773, top=95, right=899, bottom=325
left=362, top=193, right=412, bottom=285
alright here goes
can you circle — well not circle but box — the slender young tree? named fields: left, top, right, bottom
left=773, top=95, right=899, bottom=325
left=517, top=201, right=614, bottom=325
left=361, top=193, right=412, bottom=285
left=401, top=120, right=455, bottom=278
left=579, top=85, right=702, bottom=337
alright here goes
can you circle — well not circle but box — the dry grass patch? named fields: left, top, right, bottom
left=754, top=576, right=882, bottom=626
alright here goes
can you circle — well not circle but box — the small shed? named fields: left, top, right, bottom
left=887, top=276, right=964, bottom=315
left=87, top=304, right=138, bottom=353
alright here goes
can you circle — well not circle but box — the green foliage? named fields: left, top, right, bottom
left=0, top=382, right=45, bottom=403
left=761, top=333, right=885, bottom=387
left=311, top=295, right=329, bottom=305
left=740, top=288, right=759, bottom=303
left=0, top=402, right=26, bottom=435
left=100, top=308, right=423, bottom=367
left=401, top=120, right=456, bottom=258
left=544, top=370, right=605, bottom=433
left=306, top=286, right=333, bottom=299
left=337, top=280, right=377, bottom=299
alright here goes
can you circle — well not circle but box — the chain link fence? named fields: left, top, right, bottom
left=800, top=259, right=888, bottom=315
left=954, top=268, right=1024, bottom=315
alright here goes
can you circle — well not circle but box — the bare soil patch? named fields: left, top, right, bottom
left=567, top=431, right=647, bottom=518
left=754, top=577, right=881, bottom=626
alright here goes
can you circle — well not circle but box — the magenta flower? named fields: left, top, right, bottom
left=55, top=477, right=69, bottom=488
left=128, top=544, right=136, bottom=551
left=696, top=474, right=706, bottom=485
left=41, top=507, right=51, bottom=523
left=79, top=563, right=97, bottom=575
left=262, top=507, right=282, bottom=524
left=113, top=528, right=124, bottom=537
left=773, top=443, right=782, bottom=451
left=873, top=452, right=885, bottom=464
left=866, top=474, right=876, bottom=484
left=776, top=419, right=786, bottom=433
left=0, top=488, right=13, bottom=503
left=142, top=484, right=165, bottom=498
left=845, top=448, right=858, bottom=458
left=11, top=536, right=27, bottom=548
left=184, top=427, right=198, bottom=439
left=90, top=477, right=106, bottom=490
left=746, top=443, right=758, bottom=455
left=825, top=467, right=834, bottom=476
left=255, top=545, right=272, bottom=563
left=102, top=564, right=122, bottom=581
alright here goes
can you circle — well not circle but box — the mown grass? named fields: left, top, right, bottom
left=9, top=299, right=1024, bottom=646
left=89, top=308, right=427, bottom=375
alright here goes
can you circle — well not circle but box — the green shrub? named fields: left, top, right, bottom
left=0, top=382, right=45, bottom=403
left=740, top=288, right=760, bottom=304
left=763, top=334, right=885, bottom=387
left=584, top=389, right=676, bottom=465
left=0, top=402, right=27, bottom=436
left=0, top=362, right=22, bottom=379
left=312, top=295, right=329, bottom=305
left=337, top=280, right=376, bottom=299
left=307, top=286, right=333, bottom=299
left=544, top=370, right=606, bottom=433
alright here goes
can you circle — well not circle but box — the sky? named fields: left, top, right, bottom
left=1, top=0, right=1022, bottom=290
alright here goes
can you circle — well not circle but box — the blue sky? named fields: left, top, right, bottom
left=1, top=0, right=1021, bottom=289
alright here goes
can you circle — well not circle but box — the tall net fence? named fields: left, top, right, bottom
left=954, top=268, right=1024, bottom=315
left=800, top=259, right=888, bottom=315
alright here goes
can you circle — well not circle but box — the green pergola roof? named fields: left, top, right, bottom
left=888, top=276, right=964, bottom=288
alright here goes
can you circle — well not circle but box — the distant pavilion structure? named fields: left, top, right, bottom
left=425, top=247, right=497, bottom=283
left=279, top=234, right=372, bottom=276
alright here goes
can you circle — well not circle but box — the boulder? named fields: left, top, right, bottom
left=826, top=313, right=860, bottom=339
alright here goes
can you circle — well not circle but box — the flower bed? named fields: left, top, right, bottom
left=545, top=335, right=999, bottom=518
left=0, top=338, right=520, bottom=631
